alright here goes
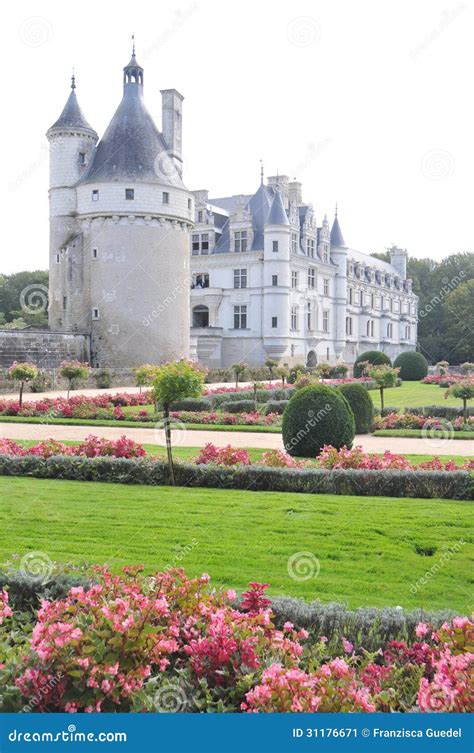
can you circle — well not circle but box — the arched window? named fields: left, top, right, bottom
left=192, top=305, right=209, bottom=328
left=307, top=350, right=317, bottom=367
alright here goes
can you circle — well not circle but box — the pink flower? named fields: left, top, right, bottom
left=342, top=637, right=354, bottom=654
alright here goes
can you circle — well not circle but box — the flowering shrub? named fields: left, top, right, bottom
left=0, top=591, right=12, bottom=625
left=0, top=435, right=146, bottom=460
left=422, top=374, right=462, bottom=386
left=317, top=445, right=473, bottom=472
left=259, top=449, right=306, bottom=469
left=374, top=412, right=474, bottom=432
left=195, top=443, right=251, bottom=466
left=0, top=392, right=151, bottom=420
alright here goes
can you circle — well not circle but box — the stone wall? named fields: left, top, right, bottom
left=0, top=330, right=90, bottom=370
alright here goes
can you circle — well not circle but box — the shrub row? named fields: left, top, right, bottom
left=264, top=400, right=289, bottom=415
left=0, top=455, right=471, bottom=499
left=220, top=400, right=257, bottom=413
left=0, top=570, right=457, bottom=651
left=405, top=405, right=474, bottom=419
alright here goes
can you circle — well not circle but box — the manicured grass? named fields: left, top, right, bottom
left=0, top=477, right=471, bottom=611
left=370, top=381, right=462, bottom=410
left=374, top=429, right=474, bottom=440
left=15, top=440, right=469, bottom=467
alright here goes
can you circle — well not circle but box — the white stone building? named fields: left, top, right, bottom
left=190, top=176, right=418, bottom=368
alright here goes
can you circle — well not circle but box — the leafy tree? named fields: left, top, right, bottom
left=133, top=364, right=160, bottom=394
left=0, top=270, right=49, bottom=327
left=264, top=358, right=278, bottom=383
left=443, top=280, right=474, bottom=363
left=231, top=362, right=247, bottom=388
left=364, top=364, right=399, bottom=413
left=446, top=380, right=474, bottom=423
left=276, top=366, right=289, bottom=385
left=59, top=360, right=91, bottom=399
left=152, top=360, right=204, bottom=485
left=7, top=362, right=38, bottom=407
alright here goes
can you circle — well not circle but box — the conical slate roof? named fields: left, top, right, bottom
left=48, top=86, right=96, bottom=135
left=81, top=72, right=183, bottom=186
left=265, top=189, right=290, bottom=226
left=330, top=213, right=346, bottom=247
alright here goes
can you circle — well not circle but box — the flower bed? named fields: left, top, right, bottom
left=0, top=568, right=472, bottom=713
left=422, top=374, right=464, bottom=386
left=374, top=412, right=474, bottom=432
left=169, top=410, right=281, bottom=426
left=0, top=392, right=151, bottom=420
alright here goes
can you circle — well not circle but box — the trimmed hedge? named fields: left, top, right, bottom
left=282, top=385, right=355, bottom=457
left=353, top=351, right=391, bottom=378
left=264, top=400, right=289, bottom=415
left=338, top=383, right=374, bottom=433
left=394, top=351, right=429, bottom=381
left=169, top=397, right=212, bottom=411
left=405, top=405, right=474, bottom=419
left=0, top=571, right=89, bottom=613
left=220, top=400, right=257, bottom=413
left=0, top=455, right=470, bottom=500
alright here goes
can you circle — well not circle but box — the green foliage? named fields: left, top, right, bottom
left=169, top=397, right=212, bottom=412
left=0, top=270, right=49, bottom=327
left=133, top=364, right=160, bottom=388
left=282, top=385, right=355, bottom=457
left=152, top=360, right=204, bottom=409
left=220, top=400, right=257, bottom=413
left=443, top=280, right=474, bottom=362
left=264, top=400, right=289, bottom=415
left=353, top=351, right=391, bottom=378
left=59, top=361, right=90, bottom=382
left=338, top=383, right=374, bottom=433
left=393, top=352, right=428, bottom=381
left=446, top=380, right=474, bottom=422
left=93, top=368, right=112, bottom=389
left=7, top=363, right=38, bottom=383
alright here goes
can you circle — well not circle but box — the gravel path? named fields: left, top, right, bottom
left=0, top=422, right=472, bottom=456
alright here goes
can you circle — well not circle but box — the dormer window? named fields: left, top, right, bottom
left=234, top=230, right=247, bottom=253
left=322, top=246, right=330, bottom=263
left=125, top=188, right=134, bottom=200
left=92, top=190, right=99, bottom=201
left=306, top=238, right=315, bottom=257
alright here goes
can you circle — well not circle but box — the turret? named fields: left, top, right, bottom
left=389, top=246, right=408, bottom=279
left=263, top=189, right=291, bottom=358
left=330, top=207, right=348, bottom=358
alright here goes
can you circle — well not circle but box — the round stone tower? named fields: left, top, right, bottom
left=48, top=48, right=194, bottom=367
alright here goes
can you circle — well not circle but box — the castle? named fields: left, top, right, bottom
left=46, top=48, right=418, bottom=369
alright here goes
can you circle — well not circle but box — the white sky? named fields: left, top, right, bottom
left=3, top=0, right=472, bottom=274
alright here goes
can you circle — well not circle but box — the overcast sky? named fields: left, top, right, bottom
left=3, top=0, right=472, bottom=274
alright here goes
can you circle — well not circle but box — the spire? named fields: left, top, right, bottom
left=260, top=159, right=264, bottom=185
left=123, top=36, right=144, bottom=93
left=47, top=75, right=96, bottom=135
left=330, top=206, right=346, bottom=247
left=265, top=188, right=290, bottom=226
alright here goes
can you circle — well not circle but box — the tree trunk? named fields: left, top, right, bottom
left=67, top=380, right=71, bottom=401
left=163, top=405, right=175, bottom=486
left=380, top=387, right=385, bottom=413
left=463, top=398, right=468, bottom=423
left=235, top=375, right=238, bottom=388
left=19, top=381, right=24, bottom=408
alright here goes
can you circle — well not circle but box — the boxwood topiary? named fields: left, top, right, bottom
left=353, top=350, right=391, bottom=378
left=393, top=351, right=429, bottom=381
left=282, top=385, right=355, bottom=457
left=338, top=383, right=374, bottom=433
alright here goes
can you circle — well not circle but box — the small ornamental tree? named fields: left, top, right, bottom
left=232, top=362, right=247, bottom=388
left=276, top=366, right=289, bottom=386
left=288, top=363, right=306, bottom=384
left=7, top=362, right=38, bottom=407
left=436, top=360, right=449, bottom=376
left=152, top=360, right=204, bottom=484
left=252, top=381, right=263, bottom=411
left=59, top=360, right=91, bottom=400
left=315, top=362, right=332, bottom=379
left=446, top=380, right=474, bottom=423
left=264, top=358, right=278, bottom=383
left=460, top=362, right=474, bottom=376
left=364, top=364, right=400, bottom=413
left=133, top=364, right=160, bottom=394
left=353, top=350, right=391, bottom=378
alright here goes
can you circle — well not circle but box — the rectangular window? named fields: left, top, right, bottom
left=193, top=273, right=209, bottom=289
left=79, top=152, right=86, bottom=165
left=234, top=230, right=248, bottom=253
left=306, top=238, right=315, bottom=257
left=322, top=309, right=329, bottom=333
left=272, top=240, right=279, bottom=253
left=234, top=305, right=247, bottom=329
left=307, top=302, right=311, bottom=330
left=188, top=198, right=192, bottom=210
left=192, top=234, right=200, bottom=255
left=125, top=188, right=134, bottom=200
left=348, top=287, right=353, bottom=304
left=272, top=274, right=278, bottom=286
left=92, top=190, right=99, bottom=201
left=201, top=233, right=209, bottom=254
left=197, top=210, right=203, bottom=223
left=162, top=191, right=170, bottom=204
left=291, top=233, right=298, bottom=254
left=233, top=269, right=247, bottom=289
left=92, top=307, right=100, bottom=320
left=323, top=246, right=329, bottom=263
left=291, top=306, right=298, bottom=330
left=63, top=296, right=67, bottom=309
left=346, top=316, right=352, bottom=335
left=323, top=278, right=329, bottom=296
left=271, top=316, right=278, bottom=328
left=308, top=268, right=316, bottom=289
left=91, top=248, right=98, bottom=259
left=55, top=253, right=60, bottom=263
left=291, top=270, right=298, bottom=289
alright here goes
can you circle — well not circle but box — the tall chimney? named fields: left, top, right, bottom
left=160, top=89, right=184, bottom=177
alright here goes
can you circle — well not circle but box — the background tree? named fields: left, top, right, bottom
left=364, top=364, right=399, bottom=413
left=59, top=361, right=91, bottom=399
left=443, top=280, right=474, bottom=363
left=152, top=360, right=204, bottom=485
left=0, top=271, right=49, bottom=328
left=7, top=362, right=38, bottom=407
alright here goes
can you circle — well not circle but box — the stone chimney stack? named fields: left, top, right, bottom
left=160, top=89, right=184, bottom=177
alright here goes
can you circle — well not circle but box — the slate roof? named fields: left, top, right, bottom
left=266, top=190, right=290, bottom=226
left=330, top=214, right=346, bottom=247
left=48, top=87, right=97, bottom=135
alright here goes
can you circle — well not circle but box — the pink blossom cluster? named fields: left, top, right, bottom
left=317, top=445, right=474, bottom=472
left=0, top=590, right=12, bottom=625
left=260, top=449, right=306, bottom=469
left=374, top=412, right=473, bottom=431
left=195, top=443, right=251, bottom=466
left=169, top=410, right=280, bottom=426
left=0, top=435, right=146, bottom=460
left=422, top=374, right=462, bottom=385
left=0, top=392, right=151, bottom=419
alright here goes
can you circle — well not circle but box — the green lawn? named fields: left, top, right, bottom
left=374, top=430, right=473, bottom=441
left=370, top=381, right=462, bottom=410
left=0, top=477, right=472, bottom=611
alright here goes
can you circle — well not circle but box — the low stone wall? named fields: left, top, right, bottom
left=0, top=330, right=90, bottom=370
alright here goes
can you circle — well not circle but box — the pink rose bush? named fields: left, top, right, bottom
left=2, top=569, right=472, bottom=713
left=0, top=392, right=151, bottom=421
left=195, top=443, right=251, bottom=466
left=0, top=435, right=146, bottom=460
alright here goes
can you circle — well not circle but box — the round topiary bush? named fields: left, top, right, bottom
left=282, top=385, right=355, bottom=457
left=338, top=383, right=374, bottom=434
left=353, top=350, right=391, bottom=378
left=393, top=351, right=428, bottom=381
